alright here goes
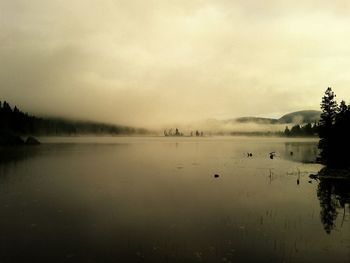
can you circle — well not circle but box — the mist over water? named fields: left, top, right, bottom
left=1, top=137, right=349, bottom=262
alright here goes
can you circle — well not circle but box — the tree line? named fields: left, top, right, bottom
left=318, top=88, right=350, bottom=168
left=283, top=123, right=319, bottom=137
left=283, top=87, right=350, bottom=168
left=0, top=100, right=147, bottom=135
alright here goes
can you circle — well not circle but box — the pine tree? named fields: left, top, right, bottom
left=284, top=126, right=290, bottom=136
left=318, top=87, right=338, bottom=166
left=318, top=87, right=350, bottom=168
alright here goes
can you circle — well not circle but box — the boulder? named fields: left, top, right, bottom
left=25, top=136, right=41, bottom=145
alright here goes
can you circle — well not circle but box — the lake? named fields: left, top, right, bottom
left=0, top=136, right=349, bottom=262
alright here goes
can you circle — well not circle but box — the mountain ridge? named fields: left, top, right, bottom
left=235, top=110, right=321, bottom=124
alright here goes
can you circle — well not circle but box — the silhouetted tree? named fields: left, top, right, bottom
left=318, top=88, right=350, bottom=168
left=303, top=123, right=312, bottom=135
left=284, top=126, right=290, bottom=136
left=318, top=87, right=338, bottom=166
left=284, top=123, right=319, bottom=137
left=312, top=122, right=319, bottom=135
left=291, top=124, right=301, bottom=136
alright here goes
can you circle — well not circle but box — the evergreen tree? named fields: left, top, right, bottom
left=290, top=124, right=301, bottom=136
left=312, top=122, right=319, bottom=135
left=284, top=126, right=290, bottom=136
left=303, top=123, right=313, bottom=136
left=318, top=88, right=338, bottom=166
left=318, top=88, right=350, bottom=168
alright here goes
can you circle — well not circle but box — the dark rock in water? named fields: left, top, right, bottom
left=214, top=174, right=220, bottom=178
left=25, top=136, right=40, bottom=145
left=0, top=131, right=24, bottom=145
left=309, top=174, right=318, bottom=180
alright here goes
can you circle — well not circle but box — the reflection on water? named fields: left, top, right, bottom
left=316, top=176, right=350, bottom=234
left=0, top=137, right=349, bottom=263
left=283, top=142, right=319, bottom=163
left=0, top=146, right=39, bottom=165
left=0, top=146, right=41, bottom=180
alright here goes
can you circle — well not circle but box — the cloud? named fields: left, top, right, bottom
left=1, top=0, right=350, bottom=128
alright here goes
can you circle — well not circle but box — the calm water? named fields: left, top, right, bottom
left=0, top=137, right=349, bottom=263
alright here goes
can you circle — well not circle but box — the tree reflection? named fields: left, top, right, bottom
left=284, top=142, right=319, bottom=163
left=0, top=146, right=43, bottom=178
left=316, top=170, right=350, bottom=234
left=0, top=146, right=39, bottom=165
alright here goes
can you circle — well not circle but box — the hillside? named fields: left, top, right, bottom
left=278, top=110, right=321, bottom=124
left=235, top=110, right=321, bottom=124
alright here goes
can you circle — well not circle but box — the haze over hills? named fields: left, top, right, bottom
left=235, top=110, right=321, bottom=124
left=190, top=110, right=322, bottom=135
left=1, top=99, right=322, bottom=137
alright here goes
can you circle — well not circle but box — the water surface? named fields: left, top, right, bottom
left=0, top=137, right=349, bottom=262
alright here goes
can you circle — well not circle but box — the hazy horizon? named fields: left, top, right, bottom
left=1, top=1, right=350, bottom=128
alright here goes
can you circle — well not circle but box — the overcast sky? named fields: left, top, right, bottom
left=1, top=0, right=350, bottom=128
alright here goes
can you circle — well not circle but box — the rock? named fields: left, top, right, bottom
left=25, top=136, right=40, bottom=145
left=0, top=131, right=24, bottom=145
left=214, top=174, right=220, bottom=178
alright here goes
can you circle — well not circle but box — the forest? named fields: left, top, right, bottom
left=0, top=101, right=148, bottom=136
left=283, top=123, right=319, bottom=137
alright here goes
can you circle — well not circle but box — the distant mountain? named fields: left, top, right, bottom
left=278, top=110, right=321, bottom=124
left=235, top=110, right=321, bottom=124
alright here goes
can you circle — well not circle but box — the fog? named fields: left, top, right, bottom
left=1, top=0, right=350, bottom=128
